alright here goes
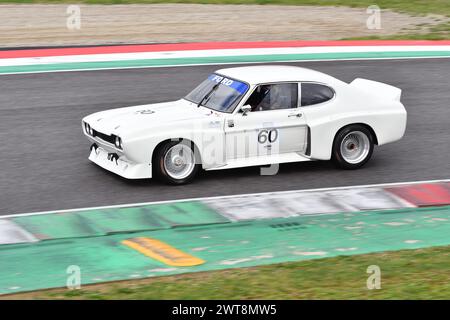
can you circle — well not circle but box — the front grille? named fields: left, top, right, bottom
left=93, top=129, right=115, bottom=145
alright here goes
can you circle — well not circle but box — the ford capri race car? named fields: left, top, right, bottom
left=82, top=65, right=407, bottom=184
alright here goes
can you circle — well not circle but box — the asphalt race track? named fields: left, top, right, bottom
left=1, top=59, right=449, bottom=215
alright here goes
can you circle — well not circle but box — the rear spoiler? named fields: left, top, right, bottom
left=350, top=78, right=402, bottom=101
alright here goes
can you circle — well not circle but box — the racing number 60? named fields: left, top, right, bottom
left=258, top=129, right=278, bottom=144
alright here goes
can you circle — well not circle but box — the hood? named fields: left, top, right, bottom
left=84, top=99, right=220, bottom=135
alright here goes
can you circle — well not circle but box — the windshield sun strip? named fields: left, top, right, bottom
left=184, top=73, right=250, bottom=114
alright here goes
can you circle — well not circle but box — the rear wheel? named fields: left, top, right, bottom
left=153, top=140, right=200, bottom=185
left=332, top=125, right=374, bottom=169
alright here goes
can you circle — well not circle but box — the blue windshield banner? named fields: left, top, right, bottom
left=208, top=74, right=248, bottom=94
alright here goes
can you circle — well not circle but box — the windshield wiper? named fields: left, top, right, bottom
left=197, top=83, right=220, bottom=108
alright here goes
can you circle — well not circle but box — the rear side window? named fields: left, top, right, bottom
left=301, top=83, right=334, bottom=106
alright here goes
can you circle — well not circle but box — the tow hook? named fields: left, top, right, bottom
left=107, top=153, right=119, bottom=164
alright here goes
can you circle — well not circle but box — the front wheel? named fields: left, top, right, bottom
left=153, top=140, right=200, bottom=185
left=332, top=125, right=374, bottom=169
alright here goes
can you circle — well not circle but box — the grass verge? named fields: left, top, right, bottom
left=4, top=245, right=450, bottom=299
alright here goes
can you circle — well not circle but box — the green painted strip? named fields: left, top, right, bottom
left=12, top=201, right=229, bottom=240
left=11, top=213, right=104, bottom=239
left=0, top=234, right=161, bottom=294
left=1, top=51, right=449, bottom=74
left=1, top=206, right=449, bottom=294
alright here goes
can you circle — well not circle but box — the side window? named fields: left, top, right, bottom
left=245, top=83, right=298, bottom=112
left=301, top=83, right=334, bottom=106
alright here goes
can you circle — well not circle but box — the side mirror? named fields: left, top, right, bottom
left=241, top=104, right=252, bottom=116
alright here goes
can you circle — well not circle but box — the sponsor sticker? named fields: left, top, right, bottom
left=208, top=74, right=248, bottom=94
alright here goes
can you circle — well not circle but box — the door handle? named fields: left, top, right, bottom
left=288, top=112, right=302, bottom=118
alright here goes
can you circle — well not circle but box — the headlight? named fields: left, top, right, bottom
left=115, top=136, right=122, bottom=149
left=88, top=125, right=94, bottom=136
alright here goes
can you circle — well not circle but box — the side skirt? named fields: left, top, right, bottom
left=205, top=152, right=313, bottom=171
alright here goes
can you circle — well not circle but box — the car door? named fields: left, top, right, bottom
left=224, top=83, right=308, bottom=161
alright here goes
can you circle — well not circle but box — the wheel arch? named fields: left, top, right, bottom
left=151, top=138, right=202, bottom=165
left=333, top=123, right=379, bottom=146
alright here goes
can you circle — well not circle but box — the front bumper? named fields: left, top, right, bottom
left=88, top=146, right=152, bottom=179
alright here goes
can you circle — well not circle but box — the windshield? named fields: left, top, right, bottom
left=184, top=74, right=249, bottom=113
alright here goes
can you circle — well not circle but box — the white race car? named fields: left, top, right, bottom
left=82, top=65, right=407, bottom=184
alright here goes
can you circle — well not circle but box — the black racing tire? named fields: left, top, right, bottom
left=332, top=125, right=374, bottom=170
left=153, top=140, right=200, bottom=185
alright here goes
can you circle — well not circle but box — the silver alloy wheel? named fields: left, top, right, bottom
left=163, top=144, right=196, bottom=180
left=340, top=131, right=370, bottom=164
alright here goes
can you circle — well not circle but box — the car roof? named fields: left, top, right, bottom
left=216, top=65, right=339, bottom=85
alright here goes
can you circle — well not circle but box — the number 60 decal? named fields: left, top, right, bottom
left=258, top=129, right=278, bottom=144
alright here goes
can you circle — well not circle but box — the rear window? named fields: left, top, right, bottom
left=301, top=83, right=334, bottom=106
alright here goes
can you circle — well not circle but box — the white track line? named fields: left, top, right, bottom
left=1, top=56, right=450, bottom=76
left=2, top=178, right=449, bottom=219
